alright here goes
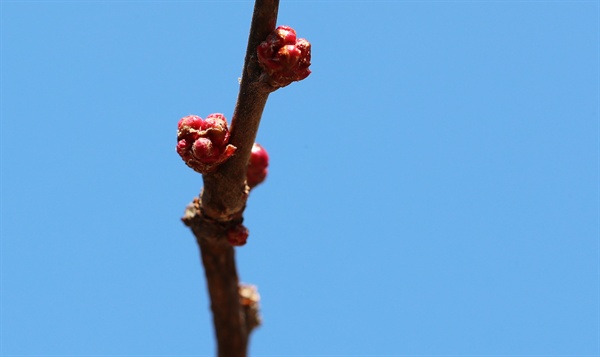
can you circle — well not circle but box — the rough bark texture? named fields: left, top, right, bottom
left=182, top=1, right=280, bottom=357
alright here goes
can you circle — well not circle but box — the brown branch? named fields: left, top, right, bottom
left=201, top=0, right=280, bottom=221
left=182, top=1, right=280, bottom=357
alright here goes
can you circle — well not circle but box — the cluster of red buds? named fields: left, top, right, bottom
left=257, top=25, right=311, bottom=88
left=178, top=25, right=310, bottom=249
left=247, top=143, right=269, bottom=188
left=176, top=114, right=237, bottom=174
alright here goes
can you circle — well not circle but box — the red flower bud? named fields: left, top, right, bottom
left=177, top=115, right=204, bottom=131
left=257, top=25, right=311, bottom=88
left=176, top=114, right=237, bottom=174
left=227, top=224, right=249, bottom=246
left=247, top=143, right=269, bottom=188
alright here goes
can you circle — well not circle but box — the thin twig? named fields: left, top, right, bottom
left=201, top=0, right=280, bottom=221
left=182, top=1, right=280, bottom=357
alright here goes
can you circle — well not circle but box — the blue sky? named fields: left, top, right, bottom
left=1, top=1, right=598, bottom=356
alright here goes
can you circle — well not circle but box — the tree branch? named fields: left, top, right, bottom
left=201, top=0, right=279, bottom=221
left=182, top=1, right=280, bottom=357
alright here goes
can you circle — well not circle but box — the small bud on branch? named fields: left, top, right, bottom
left=176, top=114, right=237, bottom=174
left=227, top=224, right=250, bottom=246
left=247, top=143, right=269, bottom=188
left=257, top=25, right=312, bottom=88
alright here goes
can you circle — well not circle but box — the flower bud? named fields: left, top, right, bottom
left=247, top=143, right=269, bottom=188
left=257, top=25, right=312, bottom=88
left=176, top=114, right=236, bottom=174
left=227, top=224, right=249, bottom=246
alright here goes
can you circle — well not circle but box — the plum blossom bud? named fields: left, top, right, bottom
left=257, top=25, right=311, bottom=88
left=227, top=224, right=249, bottom=246
left=247, top=143, right=269, bottom=188
left=176, top=114, right=236, bottom=174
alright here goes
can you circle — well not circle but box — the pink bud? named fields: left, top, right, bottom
left=277, top=26, right=296, bottom=42
left=205, top=113, right=227, bottom=122
left=227, top=224, right=249, bottom=246
left=257, top=25, right=312, bottom=88
left=204, top=113, right=230, bottom=147
left=247, top=143, right=269, bottom=188
left=176, top=113, right=237, bottom=174
left=178, top=115, right=204, bottom=131
left=176, top=139, right=192, bottom=160
left=192, top=138, right=217, bottom=163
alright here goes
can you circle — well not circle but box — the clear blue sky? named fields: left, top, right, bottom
left=1, top=1, right=598, bottom=356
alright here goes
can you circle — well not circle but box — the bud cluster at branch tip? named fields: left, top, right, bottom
left=176, top=114, right=237, bottom=174
left=247, top=143, right=269, bottom=188
left=257, top=25, right=311, bottom=88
